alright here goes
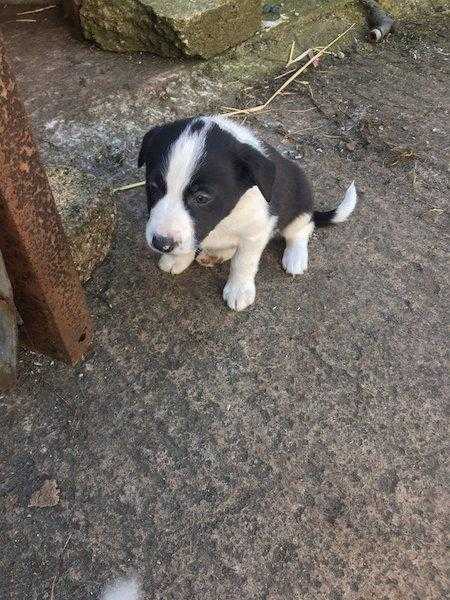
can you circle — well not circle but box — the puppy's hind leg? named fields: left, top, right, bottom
left=282, top=213, right=315, bottom=276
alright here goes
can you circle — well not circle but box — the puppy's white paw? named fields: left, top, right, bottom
left=223, top=279, right=256, bottom=311
left=158, top=253, right=194, bottom=275
left=282, top=244, right=308, bottom=275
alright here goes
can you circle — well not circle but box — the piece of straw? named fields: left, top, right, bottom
left=287, top=47, right=312, bottom=67
left=286, top=41, right=296, bottom=67
left=17, top=5, right=56, bottom=15
left=223, top=23, right=356, bottom=118
left=113, top=181, right=146, bottom=193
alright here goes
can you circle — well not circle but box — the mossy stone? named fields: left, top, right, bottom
left=78, top=0, right=261, bottom=58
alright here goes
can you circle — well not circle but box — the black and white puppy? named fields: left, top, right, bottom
left=138, top=116, right=357, bottom=311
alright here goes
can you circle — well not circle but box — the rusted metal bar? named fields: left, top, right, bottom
left=0, top=34, right=93, bottom=364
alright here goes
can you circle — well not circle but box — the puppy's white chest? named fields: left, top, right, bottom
left=200, top=224, right=238, bottom=252
left=200, top=186, right=274, bottom=252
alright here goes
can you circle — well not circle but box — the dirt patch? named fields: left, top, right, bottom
left=0, top=18, right=448, bottom=600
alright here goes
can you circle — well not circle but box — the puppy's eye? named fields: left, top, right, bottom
left=189, top=192, right=211, bottom=206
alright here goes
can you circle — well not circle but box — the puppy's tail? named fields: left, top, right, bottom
left=100, top=578, right=140, bottom=600
left=313, top=181, right=357, bottom=227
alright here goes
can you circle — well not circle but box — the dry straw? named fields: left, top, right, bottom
left=223, top=23, right=356, bottom=118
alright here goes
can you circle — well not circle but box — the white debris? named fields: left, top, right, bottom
left=100, top=578, right=140, bottom=600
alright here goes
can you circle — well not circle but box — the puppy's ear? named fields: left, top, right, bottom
left=239, top=145, right=276, bottom=202
left=138, top=119, right=193, bottom=169
left=138, top=126, right=162, bottom=168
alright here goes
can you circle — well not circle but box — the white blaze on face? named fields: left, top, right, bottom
left=146, top=121, right=209, bottom=255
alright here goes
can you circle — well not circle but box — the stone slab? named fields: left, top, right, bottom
left=74, top=0, right=261, bottom=58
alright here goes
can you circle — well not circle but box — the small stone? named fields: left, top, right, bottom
left=28, top=479, right=60, bottom=508
left=346, top=141, right=357, bottom=151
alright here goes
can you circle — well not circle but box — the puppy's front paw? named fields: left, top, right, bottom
left=158, top=253, right=194, bottom=275
left=282, top=244, right=308, bottom=275
left=196, top=248, right=236, bottom=268
left=196, top=252, right=223, bottom=268
left=223, top=279, right=256, bottom=311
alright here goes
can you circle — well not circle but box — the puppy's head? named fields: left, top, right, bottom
left=138, top=117, right=275, bottom=255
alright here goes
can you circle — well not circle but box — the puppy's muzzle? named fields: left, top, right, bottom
left=152, top=234, right=177, bottom=254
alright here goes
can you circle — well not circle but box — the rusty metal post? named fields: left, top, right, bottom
left=0, top=34, right=93, bottom=364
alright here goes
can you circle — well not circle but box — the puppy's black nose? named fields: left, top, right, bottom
left=152, top=235, right=176, bottom=253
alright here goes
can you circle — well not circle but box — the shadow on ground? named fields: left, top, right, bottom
left=0, top=11, right=448, bottom=600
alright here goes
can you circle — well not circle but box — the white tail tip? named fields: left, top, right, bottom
left=331, top=181, right=357, bottom=223
left=101, top=578, right=140, bottom=600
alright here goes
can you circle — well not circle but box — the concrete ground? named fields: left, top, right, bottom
left=0, top=7, right=448, bottom=600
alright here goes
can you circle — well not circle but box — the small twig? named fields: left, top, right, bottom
left=113, top=181, right=146, bottom=193
left=223, top=24, right=356, bottom=118
left=274, top=67, right=298, bottom=80
left=277, top=48, right=333, bottom=80
left=49, top=534, right=72, bottom=600
left=278, top=107, right=316, bottom=114
left=6, top=19, right=37, bottom=23
left=287, top=47, right=314, bottom=67
left=286, top=41, right=296, bottom=67
left=412, top=161, right=418, bottom=189
left=17, top=5, right=57, bottom=15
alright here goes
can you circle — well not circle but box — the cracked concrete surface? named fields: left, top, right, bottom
left=0, top=9, right=448, bottom=600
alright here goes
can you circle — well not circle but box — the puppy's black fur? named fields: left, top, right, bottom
left=264, top=144, right=314, bottom=229
left=138, top=117, right=316, bottom=243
